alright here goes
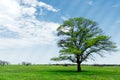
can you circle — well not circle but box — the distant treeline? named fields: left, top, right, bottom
left=91, top=64, right=120, bottom=66
left=0, top=60, right=9, bottom=66
left=49, top=63, right=120, bottom=67
left=0, top=60, right=32, bottom=66
left=50, top=63, right=76, bottom=66
left=21, top=62, right=31, bottom=66
left=0, top=61, right=120, bottom=67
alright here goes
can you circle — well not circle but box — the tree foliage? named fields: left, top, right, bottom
left=51, top=17, right=116, bottom=72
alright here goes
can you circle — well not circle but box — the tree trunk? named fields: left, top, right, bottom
left=77, top=62, right=81, bottom=72
left=76, top=55, right=82, bottom=72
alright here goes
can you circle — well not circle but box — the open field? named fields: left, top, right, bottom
left=0, top=65, right=120, bottom=80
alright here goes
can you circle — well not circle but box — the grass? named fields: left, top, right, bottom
left=0, top=65, right=120, bottom=80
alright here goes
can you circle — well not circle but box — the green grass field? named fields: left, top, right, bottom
left=0, top=65, right=120, bottom=80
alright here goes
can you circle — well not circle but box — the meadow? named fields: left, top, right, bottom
left=0, top=65, right=120, bottom=80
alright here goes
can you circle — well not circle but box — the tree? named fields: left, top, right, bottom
left=51, top=17, right=117, bottom=72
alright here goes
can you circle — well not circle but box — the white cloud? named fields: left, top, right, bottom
left=87, top=1, right=94, bottom=6
left=21, top=0, right=59, bottom=12
left=0, top=0, right=21, bottom=24
left=116, top=20, right=120, bottom=23
left=21, top=7, right=36, bottom=16
left=38, top=2, right=59, bottom=12
left=21, top=0, right=37, bottom=7
left=61, top=16, right=68, bottom=21
left=0, top=0, right=60, bottom=49
left=39, top=9, right=44, bottom=15
left=0, top=0, right=21, bottom=17
left=112, top=4, right=119, bottom=8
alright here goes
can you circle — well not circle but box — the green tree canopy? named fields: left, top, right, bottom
left=51, top=17, right=117, bottom=72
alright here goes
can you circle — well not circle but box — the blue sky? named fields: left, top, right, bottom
left=0, top=0, right=120, bottom=64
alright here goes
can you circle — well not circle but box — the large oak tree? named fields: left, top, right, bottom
left=51, top=17, right=116, bottom=72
